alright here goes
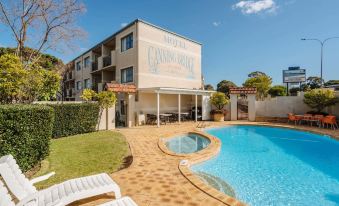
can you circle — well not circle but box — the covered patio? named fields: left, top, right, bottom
left=138, top=87, right=215, bottom=127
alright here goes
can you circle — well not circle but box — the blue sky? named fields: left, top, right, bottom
left=1, top=0, right=339, bottom=86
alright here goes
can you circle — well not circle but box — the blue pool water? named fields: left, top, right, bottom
left=191, top=126, right=339, bottom=206
left=165, top=133, right=210, bottom=154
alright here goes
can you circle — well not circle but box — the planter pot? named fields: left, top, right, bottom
left=212, top=113, right=224, bottom=122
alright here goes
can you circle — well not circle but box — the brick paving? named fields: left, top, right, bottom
left=72, top=121, right=339, bottom=206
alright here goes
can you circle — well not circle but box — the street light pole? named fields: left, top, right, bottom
left=301, top=37, right=339, bottom=86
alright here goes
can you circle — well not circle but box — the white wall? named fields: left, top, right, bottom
left=255, top=92, right=339, bottom=118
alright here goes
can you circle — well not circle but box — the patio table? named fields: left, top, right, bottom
left=299, top=115, right=322, bottom=127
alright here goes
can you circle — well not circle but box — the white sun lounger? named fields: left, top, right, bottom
left=1, top=179, right=138, bottom=206
left=0, top=155, right=121, bottom=206
left=99, top=197, right=138, bottom=206
left=0, top=179, right=63, bottom=206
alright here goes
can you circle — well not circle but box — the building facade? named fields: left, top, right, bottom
left=62, top=19, right=213, bottom=127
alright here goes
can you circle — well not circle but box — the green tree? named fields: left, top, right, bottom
left=268, top=85, right=287, bottom=97
left=38, top=69, right=61, bottom=101
left=97, top=91, right=117, bottom=109
left=0, top=47, right=63, bottom=70
left=325, top=80, right=339, bottom=87
left=216, top=80, right=237, bottom=96
left=81, top=89, right=97, bottom=102
left=210, top=92, right=229, bottom=111
left=243, top=75, right=272, bottom=100
left=0, top=54, right=60, bottom=103
left=0, top=54, right=27, bottom=103
left=204, top=84, right=214, bottom=91
left=248, top=71, right=267, bottom=78
left=304, top=89, right=338, bottom=113
left=306, top=76, right=323, bottom=89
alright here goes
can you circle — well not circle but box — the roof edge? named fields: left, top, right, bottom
left=68, top=19, right=202, bottom=64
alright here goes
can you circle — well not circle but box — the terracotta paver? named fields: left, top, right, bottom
left=72, top=121, right=339, bottom=206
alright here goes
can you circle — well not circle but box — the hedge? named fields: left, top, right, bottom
left=49, top=103, right=100, bottom=138
left=0, top=105, right=54, bottom=171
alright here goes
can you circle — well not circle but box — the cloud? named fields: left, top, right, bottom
left=120, top=22, right=128, bottom=27
left=212, top=21, right=221, bottom=27
left=232, top=0, right=277, bottom=14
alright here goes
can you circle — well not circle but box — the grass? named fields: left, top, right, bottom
left=33, top=131, right=130, bottom=189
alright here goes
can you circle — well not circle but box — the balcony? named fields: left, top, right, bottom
left=103, top=56, right=111, bottom=67
left=95, top=50, right=116, bottom=71
left=92, top=62, right=98, bottom=71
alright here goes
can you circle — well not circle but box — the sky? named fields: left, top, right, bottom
left=1, top=0, right=339, bottom=87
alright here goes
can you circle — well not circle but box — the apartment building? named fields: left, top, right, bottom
left=62, top=19, right=213, bottom=127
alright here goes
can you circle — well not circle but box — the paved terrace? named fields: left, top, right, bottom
left=72, top=121, right=339, bottom=206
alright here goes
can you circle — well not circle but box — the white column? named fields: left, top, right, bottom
left=195, top=94, right=198, bottom=122
left=247, top=94, right=256, bottom=121
left=201, top=94, right=211, bottom=120
left=127, top=94, right=135, bottom=128
left=157, top=92, right=160, bottom=127
left=230, top=94, right=238, bottom=121
left=178, top=94, right=181, bottom=123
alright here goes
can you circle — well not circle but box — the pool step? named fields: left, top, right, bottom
left=195, top=171, right=236, bottom=198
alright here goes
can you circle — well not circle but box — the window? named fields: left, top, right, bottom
left=121, top=67, right=133, bottom=83
left=121, top=33, right=133, bottom=52
left=84, top=57, right=90, bottom=68
left=84, top=79, right=91, bottom=89
left=76, top=61, right=81, bottom=71
left=76, top=81, right=82, bottom=90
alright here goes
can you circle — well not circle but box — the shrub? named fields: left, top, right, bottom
left=210, top=92, right=229, bottom=112
left=304, top=89, right=338, bottom=113
left=289, top=87, right=300, bottom=96
left=80, top=89, right=97, bottom=102
left=49, top=103, right=100, bottom=138
left=0, top=104, right=54, bottom=171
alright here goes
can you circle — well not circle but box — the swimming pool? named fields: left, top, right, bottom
left=191, top=125, right=339, bottom=206
left=165, top=133, right=210, bottom=154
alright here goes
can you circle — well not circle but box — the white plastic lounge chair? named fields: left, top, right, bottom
left=0, top=179, right=63, bottom=206
left=99, top=197, right=138, bottom=206
left=0, top=155, right=121, bottom=206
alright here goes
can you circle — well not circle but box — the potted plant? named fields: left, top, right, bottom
left=210, top=92, right=230, bottom=121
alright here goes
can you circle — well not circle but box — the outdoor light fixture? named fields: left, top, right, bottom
left=301, top=37, right=339, bottom=86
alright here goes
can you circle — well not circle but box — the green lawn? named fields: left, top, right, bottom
left=33, top=131, right=130, bottom=189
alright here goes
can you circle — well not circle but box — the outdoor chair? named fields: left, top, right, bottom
left=287, top=113, right=302, bottom=125
left=146, top=114, right=157, bottom=125
left=321, top=115, right=338, bottom=130
left=313, top=115, right=324, bottom=127
left=0, top=155, right=121, bottom=206
left=169, top=113, right=178, bottom=123
left=0, top=179, right=138, bottom=206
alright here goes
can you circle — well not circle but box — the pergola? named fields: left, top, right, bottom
left=229, top=87, right=257, bottom=121
left=139, top=87, right=215, bottom=127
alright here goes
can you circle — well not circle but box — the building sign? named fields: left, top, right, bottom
left=105, top=83, right=136, bottom=93
left=147, top=34, right=195, bottom=79
left=283, top=68, right=306, bottom=83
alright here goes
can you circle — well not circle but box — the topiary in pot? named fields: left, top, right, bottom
left=210, top=92, right=230, bottom=121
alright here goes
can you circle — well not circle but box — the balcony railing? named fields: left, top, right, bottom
left=103, top=56, right=112, bottom=67
left=92, top=62, right=98, bottom=71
